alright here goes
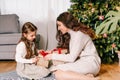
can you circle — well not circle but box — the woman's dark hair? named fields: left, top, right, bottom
left=19, top=22, right=38, bottom=59
left=56, top=12, right=95, bottom=51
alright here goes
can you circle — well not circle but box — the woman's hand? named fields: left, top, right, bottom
left=44, top=54, right=52, bottom=60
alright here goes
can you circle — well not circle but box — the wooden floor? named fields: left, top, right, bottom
left=0, top=61, right=120, bottom=80
left=0, top=61, right=16, bottom=73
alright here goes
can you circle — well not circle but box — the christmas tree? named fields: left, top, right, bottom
left=68, top=0, right=120, bottom=63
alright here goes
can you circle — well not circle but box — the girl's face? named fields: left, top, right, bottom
left=57, top=21, right=68, bottom=34
left=24, top=31, right=36, bottom=42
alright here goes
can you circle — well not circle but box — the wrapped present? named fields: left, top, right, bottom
left=37, top=50, right=49, bottom=68
left=52, top=48, right=67, bottom=65
left=37, top=57, right=49, bottom=68
left=52, top=48, right=68, bottom=54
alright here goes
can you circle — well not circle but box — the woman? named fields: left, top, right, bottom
left=45, top=12, right=101, bottom=80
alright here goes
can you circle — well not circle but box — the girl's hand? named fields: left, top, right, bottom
left=44, top=54, right=52, bottom=60
left=32, top=56, right=39, bottom=63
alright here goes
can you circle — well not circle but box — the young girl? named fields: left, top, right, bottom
left=15, top=22, right=50, bottom=79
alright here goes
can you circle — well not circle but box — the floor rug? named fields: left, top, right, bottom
left=0, top=71, right=55, bottom=80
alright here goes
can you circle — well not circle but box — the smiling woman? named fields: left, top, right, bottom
left=45, top=12, right=101, bottom=80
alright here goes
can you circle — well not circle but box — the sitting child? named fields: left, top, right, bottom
left=15, top=22, right=50, bottom=79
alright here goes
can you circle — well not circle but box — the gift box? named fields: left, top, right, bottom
left=37, top=51, right=49, bottom=68
left=52, top=48, right=67, bottom=65
left=37, top=55, right=49, bottom=68
left=52, top=48, right=68, bottom=54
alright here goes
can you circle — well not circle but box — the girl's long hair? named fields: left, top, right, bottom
left=19, top=22, right=38, bottom=59
left=56, top=12, right=95, bottom=51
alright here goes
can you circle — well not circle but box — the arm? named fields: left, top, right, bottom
left=52, top=32, right=89, bottom=62
left=15, top=42, right=33, bottom=63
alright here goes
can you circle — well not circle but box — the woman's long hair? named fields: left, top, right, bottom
left=56, top=12, right=95, bottom=51
left=19, top=22, right=38, bottom=59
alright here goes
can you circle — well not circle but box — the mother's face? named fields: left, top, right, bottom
left=57, top=21, right=68, bottom=34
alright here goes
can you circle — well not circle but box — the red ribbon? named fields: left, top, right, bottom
left=52, top=48, right=62, bottom=54
left=39, top=51, right=48, bottom=57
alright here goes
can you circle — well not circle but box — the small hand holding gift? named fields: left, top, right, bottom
left=37, top=50, right=49, bottom=68
left=32, top=56, right=39, bottom=64
left=51, top=48, right=68, bottom=66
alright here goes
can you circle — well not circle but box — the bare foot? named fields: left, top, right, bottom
left=86, top=74, right=94, bottom=77
left=87, top=76, right=100, bottom=80
left=94, top=77, right=100, bottom=80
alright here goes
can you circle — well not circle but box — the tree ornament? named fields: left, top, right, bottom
left=103, top=33, right=107, bottom=38
left=91, top=8, right=95, bottom=13
left=99, top=15, right=104, bottom=20
left=112, top=43, right=116, bottom=48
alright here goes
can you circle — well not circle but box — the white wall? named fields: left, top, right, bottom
left=0, top=0, right=71, bottom=50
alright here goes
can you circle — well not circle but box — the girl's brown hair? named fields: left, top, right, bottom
left=56, top=12, right=95, bottom=50
left=19, top=22, right=38, bottom=59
